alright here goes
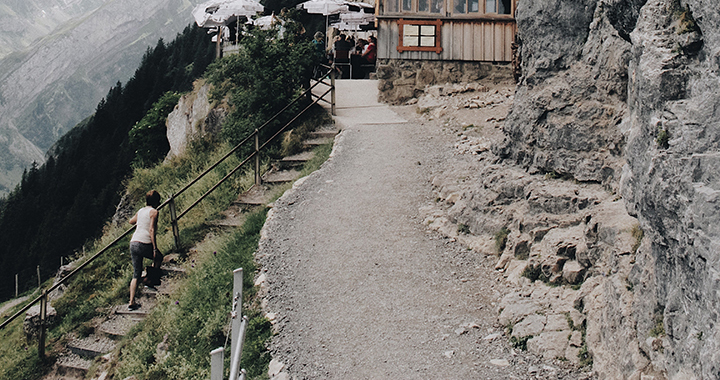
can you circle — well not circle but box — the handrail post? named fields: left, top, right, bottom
left=331, top=68, right=336, bottom=116
left=254, top=130, right=261, bottom=186
left=38, top=290, right=47, bottom=360
left=169, top=195, right=180, bottom=252
left=229, top=315, right=248, bottom=380
left=210, top=347, right=225, bottom=380
left=231, top=268, right=243, bottom=358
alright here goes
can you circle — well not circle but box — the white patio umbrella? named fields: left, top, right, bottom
left=193, top=0, right=265, bottom=28
left=251, top=13, right=284, bottom=29
left=297, top=0, right=349, bottom=16
left=297, top=0, right=349, bottom=47
left=339, top=8, right=374, bottom=26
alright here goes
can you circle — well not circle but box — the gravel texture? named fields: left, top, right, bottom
left=257, top=82, right=591, bottom=379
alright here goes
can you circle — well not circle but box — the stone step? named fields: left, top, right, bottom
left=56, top=352, right=93, bottom=378
left=308, top=130, right=339, bottom=139
left=262, top=168, right=299, bottom=184
left=67, top=335, right=116, bottom=358
left=211, top=204, right=248, bottom=227
left=235, top=184, right=274, bottom=206
left=114, top=296, right=156, bottom=317
left=161, top=263, right=186, bottom=277
left=141, top=280, right=174, bottom=297
left=97, top=314, right=142, bottom=338
left=303, top=137, right=332, bottom=148
left=278, top=150, right=316, bottom=169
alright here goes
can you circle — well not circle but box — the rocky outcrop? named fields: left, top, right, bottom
left=493, top=0, right=720, bottom=378
left=620, top=0, right=720, bottom=378
left=494, top=0, right=642, bottom=186
left=165, top=81, right=226, bottom=160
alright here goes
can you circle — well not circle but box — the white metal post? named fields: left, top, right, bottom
left=231, top=268, right=243, bottom=358
left=210, top=347, right=225, bottom=380
left=229, top=316, right=248, bottom=380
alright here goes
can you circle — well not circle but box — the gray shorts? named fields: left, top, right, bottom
left=130, top=241, right=154, bottom=279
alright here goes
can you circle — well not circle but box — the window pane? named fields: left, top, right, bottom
left=498, top=0, right=510, bottom=14
left=420, top=25, right=435, bottom=35
left=420, top=36, right=435, bottom=46
left=386, top=0, right=397, bottom=12
left=430, top=0, right=443, bottom=13
left=454, top=0, right=466, bottom=13
left=404, top=36, right=419, bottom=46
left=419, top=0, right=428, bottom=12
left=485, top=0, right=495, bottom=13
left=404, top=24, right=419, bottom=35
left=469, top=0, right=478, bottom=12
left=403, top=0, right=412, bottom=11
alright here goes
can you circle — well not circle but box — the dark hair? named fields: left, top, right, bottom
left=146, top=190, right=161, bottom=208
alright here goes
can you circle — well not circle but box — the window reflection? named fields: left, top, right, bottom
left=403, top=0, right=412, bottom=11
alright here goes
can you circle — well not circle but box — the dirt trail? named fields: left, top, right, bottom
left=257, top=80, right=587, bottom=379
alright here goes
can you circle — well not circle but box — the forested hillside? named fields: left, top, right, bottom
left=0, top=24, right=215, bottom=302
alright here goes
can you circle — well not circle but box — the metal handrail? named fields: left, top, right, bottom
left=0, top=66, right=336, bottom=354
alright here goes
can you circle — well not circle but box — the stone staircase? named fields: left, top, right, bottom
left=234, top=126, right=339, bottom=209
left=46, top=124, right=339, bottom=379
left=51, top=264, right=183, bottom=379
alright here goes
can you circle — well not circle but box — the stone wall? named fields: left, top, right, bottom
left=376, top=59, right=513, bottom=104
left=496, top=0, right=720, bottom=378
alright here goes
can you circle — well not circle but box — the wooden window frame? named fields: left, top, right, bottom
left=397, top=19, right=443, bottom=54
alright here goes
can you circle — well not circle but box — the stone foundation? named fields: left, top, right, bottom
left=376, top=59, right=513, bottom=104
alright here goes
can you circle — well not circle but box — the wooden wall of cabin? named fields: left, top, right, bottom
left=377, top=19, right=516, bottom=62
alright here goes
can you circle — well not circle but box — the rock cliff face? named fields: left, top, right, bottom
left=502, top=0, right=720, bottom=378
left=165, top=81, right=226, bottom=160
left=622, top=0, right=720, bottom=378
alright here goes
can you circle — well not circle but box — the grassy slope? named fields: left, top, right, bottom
left=0, top=106, right=334, bottom=379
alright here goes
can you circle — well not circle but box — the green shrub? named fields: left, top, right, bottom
left=510, top=335, right=532, bottom=351
left=206, top=21, right=316, bottom=150
left=656, top=128, right=670, bottom=149
left=129, top=92, right=182, bottom=167
left=494, top=227, right=510, bottom=253
left=521, top=264, right=548, bottom=283
left=631, top=224, right=644, bottom=254
left=457, top=223, right=470, bottom=235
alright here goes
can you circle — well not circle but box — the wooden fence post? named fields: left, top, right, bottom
left=331, top=69, right=336, bottom=116
left=169, top=195, right=180, bottom=252
left=38, top=290, right=47, bottom=359
left=37, top=265, right=41, bottom=289
left=254, top=130, right=261, bottom=186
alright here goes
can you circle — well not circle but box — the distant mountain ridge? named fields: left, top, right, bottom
left=0, top=0, right=106, bottom=59
left=0, top=0, right=206, bottom=195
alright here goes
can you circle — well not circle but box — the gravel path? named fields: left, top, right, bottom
left=257, top=81, right=587, bottom=379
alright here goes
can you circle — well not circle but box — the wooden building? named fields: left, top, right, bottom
left=376, top=0, right=516, bottom=62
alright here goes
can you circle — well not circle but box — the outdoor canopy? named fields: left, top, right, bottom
left=192, top=0, right=265, bottom=28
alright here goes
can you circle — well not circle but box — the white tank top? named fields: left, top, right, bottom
left=131, top=206, right=154, bottom=244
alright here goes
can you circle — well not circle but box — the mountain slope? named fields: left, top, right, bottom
left=0, top=0, right=207, bottom=195
left=0, top=0, right=107, bottom=59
